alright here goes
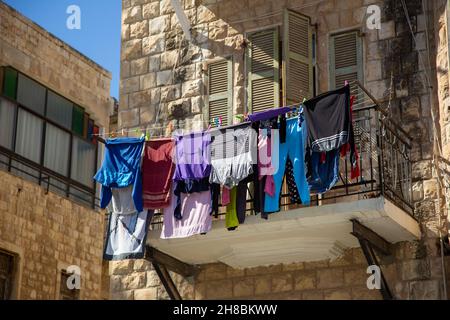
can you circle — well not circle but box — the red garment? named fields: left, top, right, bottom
left=222, top=187, right=231, bottom=206
left=142, top=139, right=175, bottom=209
left=340, top=95, right=360, bottom=179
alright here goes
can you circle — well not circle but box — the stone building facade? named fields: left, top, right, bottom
left=111, top=0, right=450, bottom=300
left=0, top=2, right=112, bottom=299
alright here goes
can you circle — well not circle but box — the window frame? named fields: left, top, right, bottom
left=0, top=66, right=100, bottom=209
left=0, top=250, right=16, bottom=300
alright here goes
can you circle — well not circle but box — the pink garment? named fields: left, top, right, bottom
left=258, top=129, right=276, bottom=196
left=222, top=187, right=231, bottom=206
left=258, top=130, right=274, bottom=178
left=161, top=188, right=212, bottom=239
left=264, top=175, right=275, bottom=197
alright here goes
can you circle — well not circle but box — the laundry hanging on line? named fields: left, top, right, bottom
left=93, top=84, right=360, bottom=261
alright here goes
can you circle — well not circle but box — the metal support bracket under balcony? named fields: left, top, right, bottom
left=351, top=219, right=394, bottom=300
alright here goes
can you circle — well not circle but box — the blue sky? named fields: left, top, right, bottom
left=4, top=0, right=121, bottom=99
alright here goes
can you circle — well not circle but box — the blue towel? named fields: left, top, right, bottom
left=94, top=137, right=145, bottom=212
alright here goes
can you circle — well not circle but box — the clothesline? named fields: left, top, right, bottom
left=96, top=84, right=359, bottom=261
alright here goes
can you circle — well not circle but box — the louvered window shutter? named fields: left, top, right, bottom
left=246, top=28, right=280, bottom=113
left=330, top=31, right=363, bottom=89
left=283, top=9, right=313, bottom=105
left=208, top=58, right=232, bottom=127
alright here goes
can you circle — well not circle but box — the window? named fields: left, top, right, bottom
left=0, top=67, right=100, bottom=207
left=0, top=251, right=15, bottom=300
left=329, top=31, right=363, bottom=89
left=16, top=73, right=46, bottom=115
left=47, top=91, right=73, bottom=129
left=59, top=271, right=80, bottom=300
left=207, top=58, right=232, bottom=127
left=44, top=124, right=70, bottom=176
left=245, top=9, right=314, bottom=113
left=2, top=68, right=17, bottom=100
left=15, top=109, right=44, bottom=164
left=0, top=98, right=15, bottom=149
left=71, top=137, right=96, bottom=187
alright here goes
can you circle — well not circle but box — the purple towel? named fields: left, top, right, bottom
left=247, top=107, right=291, bottom=122
left=173, top=131, right=212, bottom=181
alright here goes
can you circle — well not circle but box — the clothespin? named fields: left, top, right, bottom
left=218, top=116, right=223, bottom=127
left=121, top=128, right=125, bottom=136
left=344, top=80, right=349, bottom=86
left=214, top=117, right=219, bottom=127
left=145, top=128, right=150, bottom=141
left=235, top=114, right=244, bottom=123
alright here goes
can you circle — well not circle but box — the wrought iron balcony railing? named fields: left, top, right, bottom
left=149, top=80, right=415, bottom=227
left=0, top=81, right=414, bottom=219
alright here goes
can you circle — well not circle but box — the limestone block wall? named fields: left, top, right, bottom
left=0, top=1, right=114, bottom=300
left=114, top=0, right=449, bottom=300
left=0, top=171, right=105, bottom=299
left=0, top=2, right=112, bottom=128
left=435, top=0, right=450, bottom=159
left=109, top=244, right=450, bottom=300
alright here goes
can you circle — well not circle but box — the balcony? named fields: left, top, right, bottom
left=147, top=81, right=421, bottom=269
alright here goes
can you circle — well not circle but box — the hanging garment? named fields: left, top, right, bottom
left=161, top=186, right=212, bottom=239
left=258, top=128, right=276, bottom=178
left=222, top=186, right=231, bottom=206
left=308, top=149, right=341, bottom=194
left=286, top=158, right=302, bottom=204
left=209, top=123, right=257, bottom=189
left=258, top=128, right=278, bottom=198
left=173, top=131, right=212, bottom=181
left=103, top=210, right=152, bottom=260
left=94, top=137, right=145, bottom=212
left=247, top=107, right=291, bottom=122
left=251, top=122, right=261, bottom=214
left=173, top=177, right=210, bottom=220
left=211, top=183, right=221, bottom=218
left=303, top=85, right=351, bottom=152
left=226, top=187, right=239, bottom=230
left=236, top=178, right=248, bottom=224
left=142, top=139, right=175, bottom=209
left=339, top=95, right=360, bottom=179
left=109, top=186, right=138, bottom=215
left=258, top=175, right=268, bottom=220
left=264, top=116, right=310, bottom=213
left=103, top=187, right=152, bottom=261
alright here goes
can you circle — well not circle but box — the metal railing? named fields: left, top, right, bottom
left=0, top=81, right=414, bottom=219
left=0, top=145, right=98, bottom=210
left=149, top=81, right=415, bottom=227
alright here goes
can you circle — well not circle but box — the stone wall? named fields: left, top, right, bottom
left=0, top=1, right=113, bottom=128
left=0, top=1, right=113, bottom=299
left=0, top=171, right=105, bottom=299
left=110, top=243, right=450, bottom=300
left=114, top=0, right=448, bottom=300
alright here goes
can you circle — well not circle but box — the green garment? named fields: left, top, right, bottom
left=225, top=187, right=239, bottom=229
